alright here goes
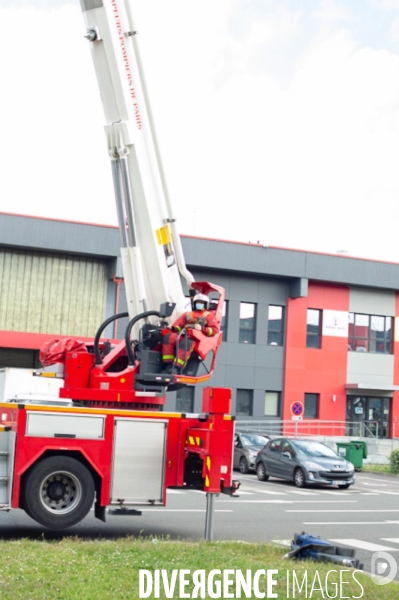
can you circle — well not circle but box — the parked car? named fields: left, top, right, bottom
left=234, top=431, right=269, bottom=473
left=255, top=437, right=355, bottom=488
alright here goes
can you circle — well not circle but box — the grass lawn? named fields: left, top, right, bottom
left=0, top=537, right=396, bottom=599
left=361, top=464, right=392, bottom=474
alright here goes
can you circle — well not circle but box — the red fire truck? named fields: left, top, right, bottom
left=0, top=0, right=236, bottom=531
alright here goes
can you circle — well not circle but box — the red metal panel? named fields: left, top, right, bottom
left=283, top=283, right=349, bottom=432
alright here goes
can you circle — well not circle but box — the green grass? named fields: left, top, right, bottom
left=361, top=464, right=392, bottom=474
left=0, top=538, right=396, bottom=599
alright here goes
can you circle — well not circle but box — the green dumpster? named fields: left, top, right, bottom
left=336, top=441, right=367, bottom=471
left=336, top=442, right=351, bottom=461
left=349, top=440, right=367, bottom=470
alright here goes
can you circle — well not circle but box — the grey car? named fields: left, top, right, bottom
left=234, top=431, right=269, bottom=474
left=255, top=437, right=355, bottom=488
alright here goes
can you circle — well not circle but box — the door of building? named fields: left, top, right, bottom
left=346, top=396, right=390, bottom=439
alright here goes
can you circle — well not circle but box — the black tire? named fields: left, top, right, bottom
left=338, top=483, right=351, bottom=489
left=239, top=457, right=249, bottom=474
left=22, top=456, right=95, bottom=530
left=256, top=462, right=269, bottom=481
left=294, top=467, right=306, bottom=488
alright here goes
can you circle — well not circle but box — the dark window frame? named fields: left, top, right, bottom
left=221, top=300, right=228, bottom=340
left=239, top=302, right=257, bottom=344
left=304, top=393, right=319, bottom=419
left=236, top=388, right=254, bottom=416
left=348, top=312, right=393, bottom=354
left=267, top=305, right=285, bottom=346
left=306, top=308, right=322, bottom=349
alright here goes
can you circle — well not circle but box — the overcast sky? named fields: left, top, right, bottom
left=2, top=0, right=399, bottom=262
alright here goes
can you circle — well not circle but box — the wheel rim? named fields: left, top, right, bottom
left=295, top=469, right=304, bottom=486
left=257, top=463, right=265, bottom=479
left=39, top=470, right=83, bottom=514
left=239, top=458, right=247, bottom=473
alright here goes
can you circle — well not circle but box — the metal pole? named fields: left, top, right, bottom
left=205, top=493, right=216, bottom=541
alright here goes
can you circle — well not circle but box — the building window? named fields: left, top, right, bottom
left=304, top=393, right=319, bottom=418
left=236, top=389, right=253, bottom=416
left=221, top=300, right=228, bottom=340
left=239, top=303, right=256, bottom=344
left=307, top=309, right=322, bottom=348
left=267, top=305, right=284, bottom=345
left=264, top=391, right=280, bottom=417
left=208, top=297, right=228, bottom=340
left=176, top=386, right=194, bottom=413
left=348, top=313, right=392, bottom=354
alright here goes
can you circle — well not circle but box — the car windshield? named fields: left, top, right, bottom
left=241, top=434, right=268, bottom=447
left=293, top=440, right=338, bottom=458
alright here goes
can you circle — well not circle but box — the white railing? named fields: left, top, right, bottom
left=235, top=419, right=382, bottom=439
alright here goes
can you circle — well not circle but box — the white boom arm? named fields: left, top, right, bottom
left=80, top=0, right=194, bottom=325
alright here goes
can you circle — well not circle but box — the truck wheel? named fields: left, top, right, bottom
left=22, top=456, right=95, bottom=530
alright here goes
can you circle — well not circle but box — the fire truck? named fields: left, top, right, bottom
left=0, top=0, right=236, bottom=531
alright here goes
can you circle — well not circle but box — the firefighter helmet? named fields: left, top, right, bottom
left=192, top=293, right=209, bottom=311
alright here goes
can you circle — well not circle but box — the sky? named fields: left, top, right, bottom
left=2, top=0, right=399, bottom=262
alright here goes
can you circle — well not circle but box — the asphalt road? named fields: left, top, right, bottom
left=0, top=471, right=398, bottom=580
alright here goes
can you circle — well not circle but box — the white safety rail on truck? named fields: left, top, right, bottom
left=0, top=368, right=65, bottom=403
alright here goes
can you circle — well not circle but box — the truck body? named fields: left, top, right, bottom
left=0, top=387, right=234, bottom=530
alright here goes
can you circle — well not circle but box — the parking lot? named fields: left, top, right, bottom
left=0, top=471, right=398, bottom=579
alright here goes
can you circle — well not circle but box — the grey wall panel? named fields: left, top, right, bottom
left=189, top=269, right=232, bottom=295
left=254, top=367, right=284, bottom=390
left=214, top=343, right=227, bottom=366
left=226, top=344, right=256, bottom=368
left=255, top=345, right=285, bottom=369
left=204, top=365, right=227, bottom=389
left=347, top=353, right=394, bottom=388
left=225, top=366, right=255, bottom=389
left=256, top=303, right=269, bottom=346
left=0, top=214, right=120, bottom=258
left=229, top=277, right=259, bottom=302
left=3, top=213, right=399, bottom=292
left=258, top=279, right=290, bottom=304
left=349, top=288, right=395, bottom=315
left=225, top=300, right=240, bottom=343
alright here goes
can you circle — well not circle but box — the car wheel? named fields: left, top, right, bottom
left=256, top=462, right=269, bottom=481
left=294, top=467, right=306, bottom=488
left=21, top=456, right=95, bottom=530
left=338, top=483, right=351, bottom=489
left=239, top=457, right=249, bottom=474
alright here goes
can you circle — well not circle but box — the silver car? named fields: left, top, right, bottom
left=255, top=437, right=355, bottom=488
left=234, top=431, right=269, bottom=474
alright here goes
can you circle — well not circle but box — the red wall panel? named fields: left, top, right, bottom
left=283, top=283, right=350, bottom=428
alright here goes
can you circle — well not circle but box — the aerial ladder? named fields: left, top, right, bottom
left=0, top=0, right=236, bottom=533
left=39, top=0, right=225, bottom=404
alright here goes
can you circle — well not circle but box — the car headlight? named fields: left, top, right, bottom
left=303, top=461, right=321, bottom=470
left=346, top=462, right=355, bottom=472
left=248, top=451, right=258, bottom=458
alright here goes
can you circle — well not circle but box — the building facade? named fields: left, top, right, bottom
left=1, top=212, right=399, bottom=439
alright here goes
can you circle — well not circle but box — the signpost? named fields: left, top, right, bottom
left=290, top=401, right=304, bottom=438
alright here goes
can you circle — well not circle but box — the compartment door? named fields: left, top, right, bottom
left=111, top=419, right=167, bottom=504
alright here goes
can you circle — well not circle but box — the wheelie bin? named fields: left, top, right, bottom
left=349, top=440, right=367, bottom=470
left=336, top=441, right=367, bottom=471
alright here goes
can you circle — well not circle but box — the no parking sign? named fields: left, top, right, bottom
left=290, top=401, right=304, bottom=420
